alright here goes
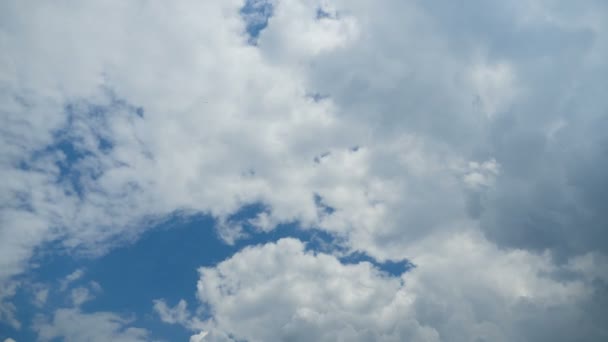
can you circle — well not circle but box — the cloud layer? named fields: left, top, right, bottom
left=1, top=0, right=607, bottom=340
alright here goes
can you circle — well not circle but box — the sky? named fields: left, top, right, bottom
left=1, top=0, right=607, bottom=341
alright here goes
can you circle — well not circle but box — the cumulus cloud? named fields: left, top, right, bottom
left=1, top=0, right=607, bottom=340
left=193, top=237, right=606, bottom=342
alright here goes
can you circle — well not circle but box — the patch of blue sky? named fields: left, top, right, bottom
left=2, top=214, right=222, bottom=341
left=339, top=252, right=415, bottom=276
left=315, top=7, right=334, bottom=20
left=0, top=240, right=81, bottom=341
left=313, top=193, right=335, bottom=215
left=239, top=0, right=273, bottom=44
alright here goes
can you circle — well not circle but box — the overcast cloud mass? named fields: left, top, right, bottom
left=1, top=0, right=607, bottom=341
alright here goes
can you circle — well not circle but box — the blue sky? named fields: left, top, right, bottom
left=1, top=0, right=608, bottom=341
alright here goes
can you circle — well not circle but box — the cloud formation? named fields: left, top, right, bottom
left=1, top=0, right=607, bottom=340
left=192, top=237, right=606, bottom=341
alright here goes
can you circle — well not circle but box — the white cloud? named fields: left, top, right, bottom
left=1, top=0, right=607, bottom=340
left=4, top=338, right=16, bottom=342
left=68, top=280, right=102, bottom=306
left=195, top=238, right=434, bottom=342
left=258, top=0, right=360, bottom=59
left=70, top=287, right=92, bottom=307
left=153, top=299, right=190, bottom=326
left=190, top=331, right=209, bottom=342
left=2, top=0, right=603, bottom=272
left=34, top=308, right=150, bottom=342
left=60, top=269, right=85, bottom=291
left=193, top=237, right=603, bottom=342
